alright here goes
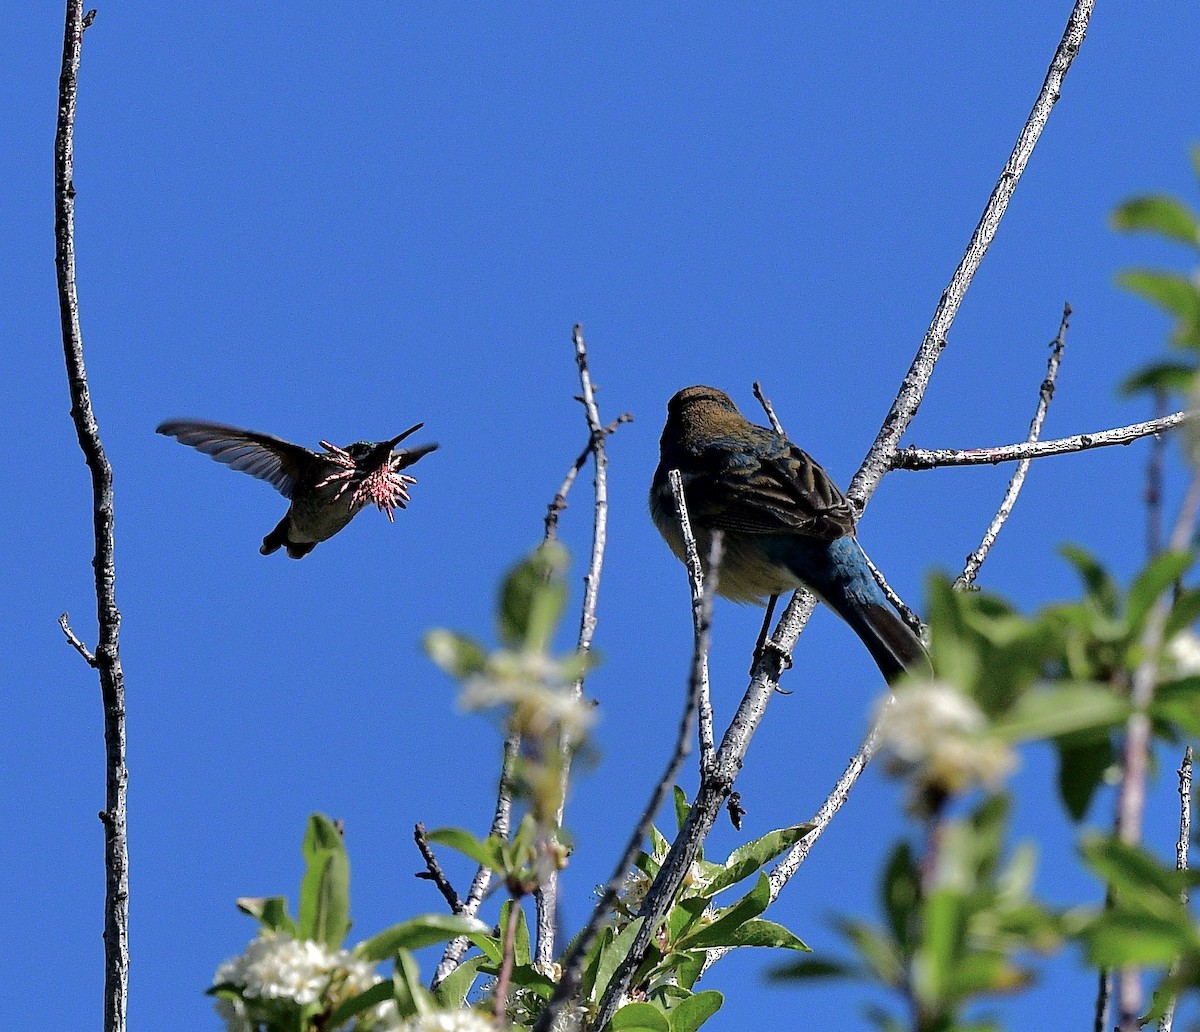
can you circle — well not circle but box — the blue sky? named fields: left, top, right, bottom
left=5, top=3, right=1200, bottom=1029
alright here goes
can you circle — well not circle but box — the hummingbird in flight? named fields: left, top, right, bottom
left=156, top=419, right=438, bottom=558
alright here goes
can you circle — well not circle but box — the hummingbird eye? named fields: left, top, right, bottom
left=346, top=442, right=374, bottom=460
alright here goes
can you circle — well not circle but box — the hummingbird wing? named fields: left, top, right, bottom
left=156, top=420, right=313, bottom=499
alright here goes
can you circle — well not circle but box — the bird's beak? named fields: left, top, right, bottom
left=386, top=423, right=424, bottom=450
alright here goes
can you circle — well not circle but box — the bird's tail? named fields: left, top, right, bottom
left=778, top=535, right=930, bottom=684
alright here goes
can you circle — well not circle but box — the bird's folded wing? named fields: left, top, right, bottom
left=156, top=420, right=309, bottom=498
left=685, top=440, right=856, bottom=540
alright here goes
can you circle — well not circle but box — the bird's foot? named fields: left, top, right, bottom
left=750, top=637, right=793, bottom=678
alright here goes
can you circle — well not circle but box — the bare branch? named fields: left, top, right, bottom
left=957, top=303, right=1070, bottom=589
left=668, top=470, right=718, bottom=770
left=589, top=7, right=1096, bottom=1024
left=893, top=411, right=1186, bottom=472
left=1148, top=389, right=1169, bottom=559
left=433, top=731, right=518, bottom=986
left=59, top=612, right=97, bottom=666
left=1158, top=746, right=1193, bottom=1032
left=413, top=822, right=463, bottom=913
left=1116, top=479, right=1200, bottom=1031
left=55, top=6, right=128, bottom=1031
left=543, top=413, right=632, bottom=542
left=535, top=527, right=721, bottom=1032
left=752, top=381, right=785, bottom=436
left=848, top=0, right=1094, bottom=509
left=702, top=719, right=886, bottom=974
left=537, top=325, right=623, bottom=967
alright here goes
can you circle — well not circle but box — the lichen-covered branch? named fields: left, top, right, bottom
left=893, top=411, right=1186, bottom=472
left=54, top=5, right=128, bottom=1031
left=536, top=325, right=624, bottom=966
left=848, top=0, right=1094, bottom=509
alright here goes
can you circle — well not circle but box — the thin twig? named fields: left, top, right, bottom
left=59, top=612, right=97, bottom=666
left=413, top=823, right=463, bottom=913
left=847, top=0, right=1094, bottom=509
left=1157, top=746, right=1193, bottom=1032
left=495, top=902, right=521, bottom=1024
left=590, top=7, right=1095, bottom=1024
left=956, top=304, right=1070, bottom=589
left=55, top=7, right=128, bottom=1032
left=537, top=324, right=620, bottom=968
left=752, top=381, right=785, bottom=436
left=893, top=411, right=1186, bottom=471
left=702, top=719, right=886, bottom=974
left=433, top=731, right=518, bottom=987
left=1094, top=970, right=1113, bottom=1032
left=543, top=414, right=633, bottom=542
left=1148, top=388, right=1168, bottom=559
left=1116, top=479, right=1200, bottom=1032
left=534, top=529, right=721, bottom=1032
left=667, top=471, right=718, bottom=770
left=859, top=551, right=925, bottom=637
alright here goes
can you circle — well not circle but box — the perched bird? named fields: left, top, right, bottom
left=156, top=419, right=438, bottom=558
left=649, top=386, right=928, bottom=683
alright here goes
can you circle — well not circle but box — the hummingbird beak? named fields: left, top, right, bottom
left=386, top=423, right=424, bottom=450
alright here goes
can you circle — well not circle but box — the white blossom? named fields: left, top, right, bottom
left=876, top=681, right=1015, bottom=795
left=460, top=650, right=596, bottom=745
left=396, top=1010, right=508, bottom=1032
left=212, top=931, right=396, bottom=1030
left=1168, top=629, right=1200, bottom=677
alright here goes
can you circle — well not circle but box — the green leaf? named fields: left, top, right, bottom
left=1078, top=910, right=1195, bottom=966
left=499, top=542, right=569, bottom=651
left=1054, top=731, right=1114, bottom=821
left=391, top=949, right=432, bottom=1019
left=705, top=825, right=813, bottom=895
left=1165, top=588, right=1200, bottom=640
left=1080, top=834, right=1198, bottom=904
left=881, top=842, right=919, bottom=952
left=1118, top=270, right=1200, bottom=338
left=676, top=874, right=770, bottom=951
left=837, top=919, right=904, bottom=987
left=680, top=917, right=809, bottom=952
left=990, top=682, right=1129, bottom=743
left=667, top=990, right=723, bottom=1032
left=769, top=956, right=858, bottom=981
left=594, top=919, right=644, bottom=1001
left=1059, top=546, right=1121, bottom=617
left=1119, top=361, right=1198, bottom=397
left=235, top=896, right=297, bottom=936
left=299, top=814, right=351, bottom=949
left=1127, top=551, right=1194, bottom=634
left=1153, top=677, right=1200, bottom=735
left=945, top=954, right=1033, bottom=998
left=425, top=827, right=506, bottom=872
left=611, top=1002, right=671, bottom=1032
left=326, top=980, right=393, bottom=1028
left=674, top=786, right=691, bottom=833
left=424, top=630, right=488, bottom=678
left=499, top=899, right=531, bottom=966
left=913, top=890, right=968, bottom=1008
left=1112, top=195, right=1200, bottom=247
left=432, top=954, right=486, bottom=1009
left=356, top=914, right=496, bottom=963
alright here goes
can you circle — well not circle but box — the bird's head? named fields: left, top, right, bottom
left=660, top=385, right=747, bottom=455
